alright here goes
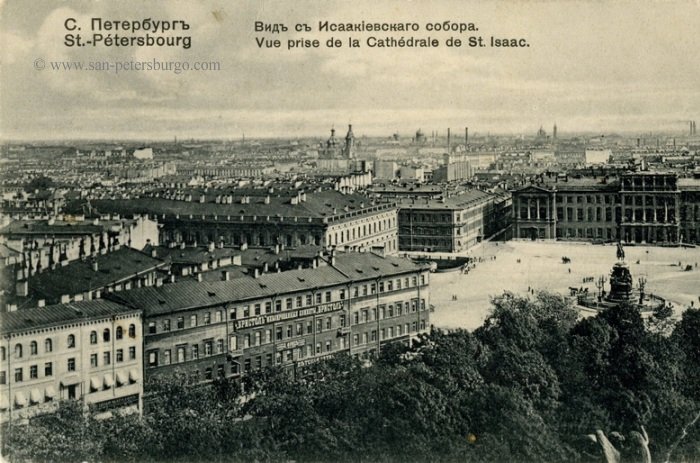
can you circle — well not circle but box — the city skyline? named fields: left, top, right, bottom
left=1, top=0, right=699, bottom=140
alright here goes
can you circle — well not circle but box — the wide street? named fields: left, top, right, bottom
left=430, top=241, right=700, bottom=331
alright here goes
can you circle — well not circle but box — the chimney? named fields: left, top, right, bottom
left=151, top=249, right=158, bottom=258
left=254, top=268, right=260, bottom=278
left=208, top=242, right=215, bottom=252
left=218, top=241, right=224, bottom=249
left=447, top=128, right=451, bottom=152
left=330, top=249, right=337, bottom=266
left=222, top=271, right=230, bottom=281
left=37, top=299, right=45, bottom=308
left=274, top=243, right=280, bottom=254
left=92, top=260, right=98, bottom=272
left=240, top=242, right=248, bottom=251
left=60, top=294, right=70, bottom=304
left=465, top=127, right=469, bottom=146
left=16, top=280, right=29, bottom=297
left=180, top=242, right=186, bottom=250
left=263, top=262, right=269, bottom=273
left=155, top=277, right=164, bottom=287
left=197, top=273, right=203, bottom=282
left=264, top=195, right=270, bottom=204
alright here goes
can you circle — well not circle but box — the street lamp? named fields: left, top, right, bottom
left=638, top=276, right=647, bottom=304
left=595, top=275, right=607, bottom=302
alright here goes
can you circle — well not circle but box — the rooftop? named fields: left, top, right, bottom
left=0, top=299, right=137, bottom=336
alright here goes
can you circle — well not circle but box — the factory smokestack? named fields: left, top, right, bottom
left=447, top=128, right=451, bottom=153
left=465, top=127, right=469, bottom=147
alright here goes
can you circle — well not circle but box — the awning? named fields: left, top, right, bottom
left=45, top=386, right=56, bottom=399
left=129, top=369, right=139, bottom=383
left=103, top=374, right=114, bottom=388
left=61, top=376, right=81, bottom=387
left=0, top=394, right=9, bottom=410
left=30, top=389, right=42, bottom=404
left=116, top=372, right=128, bottom=386
left=14, top=392, right=27, bottom=407
left=90, top=377, right=102, bottom=391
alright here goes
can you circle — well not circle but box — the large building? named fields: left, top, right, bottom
left=397, top=190, right=511, bottom=253
left=0, top=300, right=143, bottom=422
left=511, top=172, right=700, bottom=244
left=85, top=190, right=400, bottom=255
left=108, top=252, right=430, bottom=382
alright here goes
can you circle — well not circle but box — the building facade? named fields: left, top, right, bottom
left=511, top=173, right=700, bottom=244
left=109, top=252, right=430, bottom=383
left=0, top=300, right=143, bottom=422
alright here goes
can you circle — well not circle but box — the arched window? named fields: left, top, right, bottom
left=30, top=341, right=38, bottom=355
left=128, top=324, right=136, bottom=338
left=103, top=329, right=110, bottom=342
left=116, top=326, right=123, bottom=340
left=90, top=331, right=97, bottom=344
left=45, top=339, right=52, bottom=353
left=15, top=344, right=22, bottom=358
left=67, top=334, right=75, bottom=348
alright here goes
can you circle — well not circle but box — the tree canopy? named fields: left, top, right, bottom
left=2, top=293, right=699, bottom=463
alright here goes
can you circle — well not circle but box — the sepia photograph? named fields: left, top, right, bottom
left=1, top=0, right=699, bottom=462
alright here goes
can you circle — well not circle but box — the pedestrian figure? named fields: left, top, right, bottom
left=568, top=268, right=571, bottom=273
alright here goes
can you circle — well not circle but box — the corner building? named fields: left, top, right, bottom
left=0, top=300, right=143, bottom=423
left=109, top=252, right=430, bottom=382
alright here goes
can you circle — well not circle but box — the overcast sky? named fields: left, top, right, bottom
left=1, top=0, right=698, bottom=140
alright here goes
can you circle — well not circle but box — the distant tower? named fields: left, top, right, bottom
left=553, top=123, right=557, bottom=140
left=344, top=124, right=355, bottom=159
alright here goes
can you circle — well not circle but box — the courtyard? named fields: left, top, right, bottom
left=429, top=241, right=700, bottom=331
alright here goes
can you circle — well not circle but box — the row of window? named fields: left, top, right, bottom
left=2, top=324, right=137, bottom=360
left=148, top=312, right=223, bottom=334
left=352, top=320, right=425, bottom=345
left=148, top=339, right=225, bottom=367
left=353, top=299, right=426, bottom=324
left=90, top=347, right=138, bottom=368
left=329, top=217, right=395, bottom=246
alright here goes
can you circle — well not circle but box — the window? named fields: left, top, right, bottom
left=316, top=343, right=321, bottom=354
left=162, top=320, right=171, bottom=332
left=370, top=283, right=376, bottom=294
left=276, top=327, right=283, bottom=340
left=217, top=339, right=224, bottom=354
left=325, top=340, right=332, bottom=352
left=326, top=317, right=332, bottom=330
left=103, top=329, right=110, bottom=342
left=0, top=371, right=5, bottom=385
left=14, top=344, right=22, bottom=358
left=353, top=334, right=360, bottom=346
left=286, top=325, right=292, bottom=338
left=243, top=306, right=249, bottom=317
left=44, top=362, right=52, bottom=376
left=315, top=293, right=322, bottom=304
left=204, top=312, right=211, bottom=325
left=30, top=365, right=38, bottom=379
left=91, top=354, right=98, bottom=368
left=190, top=315, right=197, bottom=327
left=129, top=346, right=136, bottom=360
left=306, top=294, right=312, bottom=306
left=15, top=368, right=23, bottom=383
left=296, top=323, right=303, bottom=336
left=340, top=289, right=345, bottom=300
left=265, top=302, right=272, bottom=313
left=116, top=349, right=124, bottom=362
left=244, top=335, right=250, bottom=348
left=275, top=300, right=282, bottom=312
left=254, top=331, right=261, bottom=346
left=325, top=291, right=331, bottom=302
left=177, top=317, right=185, bottom=329
left=67, top=358, right=76, bottom=372
left=379, top=282, right=385, bottom=292
left=148, top=322, right=156, bottom=334
left=296, top=296, right=303, bottom=307
left=316, top=319, right=323, bottom=333
left=286, top=298, right=293, bottom=310
left=163, top=350, right=171, bottom=365
left=116, top=326, right=123, bottom=339
left=148, top=351, right=158, bottom=367
left=191, top=345, right=199, bottom=360
left=204, top=341, right=213, bottom=356
left=306, top=321, right=313, bottom=334
left=215, top=311, right=222, bottom=323
left=265, top=329, right=272, bottom=343
left=129, top=324, right=136, bottom=338
left=104, top=352, right=111, bottom=366
left=177, top=346, right=186, bottom=363
left=90, top=331, right=97, bottom=344
left=0, top=347, right=4, bottom=361
left=30, top=341, right=38, bottom=355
